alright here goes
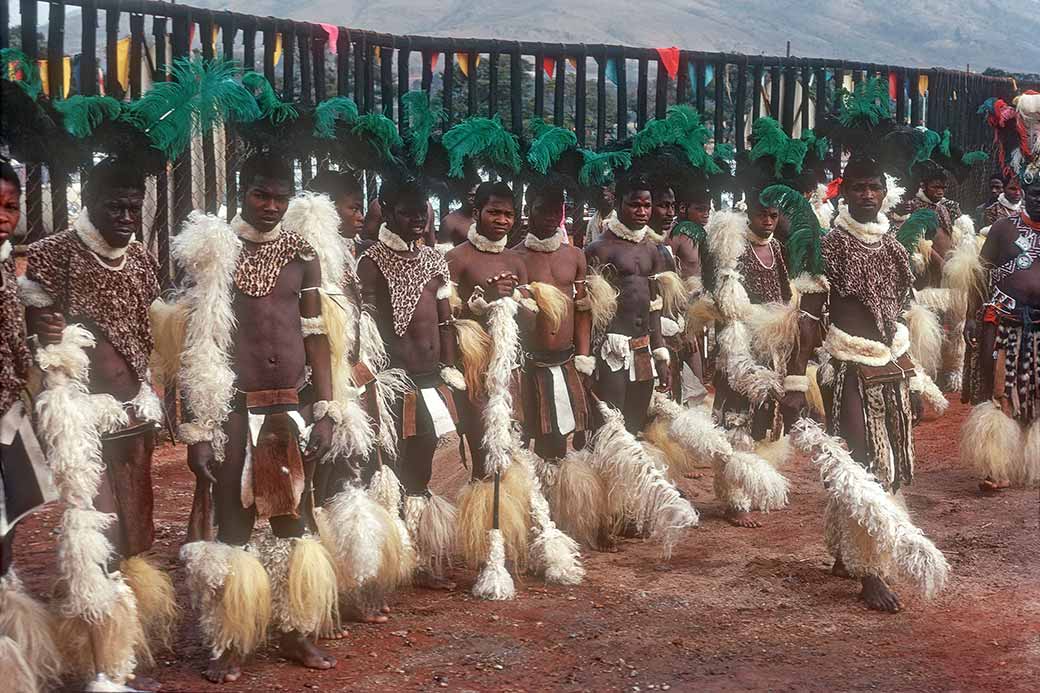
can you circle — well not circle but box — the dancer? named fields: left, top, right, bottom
left=440, top=183, right=479, bottom=246
left=358, top=175, right=461, bottom=589
left=693, top=119, right=817, bottom=528
left=975, top=173, right=1005, bottom=227
left=512, top=182, right=612, bottom=549
left=963, top=92, right=1040, bottom=491
left=584, top=173, right=671, bottom=432
left=446, top=156, right=584, bottom=594
left=21, top=158, right=175, bottom=685
left=983, top=174, right=1023, bottom=227
left=306, top=169, right=366, bottom=253
left=175, top=152, right=339, bottom=682
left=0, top=159, right=62, bottom=693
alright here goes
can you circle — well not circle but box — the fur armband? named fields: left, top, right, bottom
left=661, top=316, right=681, bottom=337
left=178, top=421, right=215, bottom=445
left=784, top=375, right=810, bottom=392
left=649, top=295, right=664, bottom=312
left=16, top=276, right=54, bottom=307
left=440, top=366, right=467, bottom=390
left=652, top=347, right=671, bottom=363
left=312, top=400, right=346, bottom=423
left=574, top=295, right=592, bottom=311
left=574, top=354, right=596, bottom=376
left=301, top=315, right=328, bottom=337
left=436, top=282, right=452, bottom=300
left=790, top=272, right=830, bottom=295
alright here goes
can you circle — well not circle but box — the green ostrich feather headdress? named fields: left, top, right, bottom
left=748, top=117, right=808, bottom=179
left=400, top=90, right=446, bottom=167
left=124, top=58, right=262, bottom=160
left=760, top=184, right=825, bottom=277
left=896, top=208, right=940, bottom=253
left=441, top=115, right=522, bottom=178
left=578, top=147, right=632, bottom=187
left=632, top=104, right=721, bottom=175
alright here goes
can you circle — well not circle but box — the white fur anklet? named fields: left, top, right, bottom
left=784, top=375, right=810, bottom=392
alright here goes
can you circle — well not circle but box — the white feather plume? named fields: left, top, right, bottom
left=590, top=401, right=698, bottom=559
left=793, top=418, right=948, bottom=598
left=171, top=212, right=241, bottom=460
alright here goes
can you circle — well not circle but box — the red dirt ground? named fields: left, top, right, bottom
left=13, top=400, right=1039, bottom=692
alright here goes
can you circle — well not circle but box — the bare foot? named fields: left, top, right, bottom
left=204, top=650, right=242, bottom=683
left=278, top=630, right=337, bottom=670
left=361, top=612, right=389, bottom=624
left=979, top=477, right=1010, bottom=492
left=831, top=556, right=853, bottom=579
left=727, top=510, right=761, bottom=528
left=415, top=568, right=456, bottom=591
left=860, top=575, right=901, bottom=613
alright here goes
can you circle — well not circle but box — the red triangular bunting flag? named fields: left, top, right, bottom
left=656, top=46, right=679, bottom=80
left=543, top=56, right=555, bottom=80
left=429, top=52, right=440, bottom=73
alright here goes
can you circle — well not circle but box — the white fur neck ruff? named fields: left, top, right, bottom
left=379, top=223, right=418, bottom=252
left=232, top=214, right=282, bottom=243
left=835, top=203, right=890, bottom=245
left=746, top=229, right=773, bottom=246
left=915, top=188, right=936, bottom=206
left=468, top=225, right=507, bottom=254
left=997, top=193, right=1021, bottom=212
left=74, top=211, right=129, bottom=260
left=0, top=240, right=10, bottom=262
left=645, top=226, right=667, bottom=244
left=524, top=229, right=564, bottom=252
left=604, top=211, right=648, bottom=243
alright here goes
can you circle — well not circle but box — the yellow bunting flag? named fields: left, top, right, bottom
left=62, top=56, right=71, bottom=97
left=917, top=74, right=929, bottom=96
left=273, top=32, right=283, bottom=66
left=36, top=59, right=72, bottom=98
left=212, top=25, right=220, bottom=53
left=116, top=36, right=132, bottom=91
left=457, top=53, right=471, bottom=77
left=37, top=59, right=49, bottom=96
left=567, top=57, right=578, bottom=72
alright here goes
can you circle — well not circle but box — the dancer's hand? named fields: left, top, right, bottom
left=656, top=362, right=672, bottom=392
left=30, top=310, right=66, bottom=345
left=188, top=442, right=217, bottom=484
left=779, top=391, right=808, bottom=420
left=963, top=319, right=977, bottom=347
left=305, top=416, right=334, bottom=465
left=485, top=272, right=519, bottom=300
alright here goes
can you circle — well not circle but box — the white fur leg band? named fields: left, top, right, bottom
left=574, top=355, right=596, bottom=376
left=652, top=347, right=671, bottom=364
left=178, top=421, right=215, bottom=445
left=312, top=400, right=345, bottom=423
left=649, top=295, right=664, bottom=312
left=440, top=366, right=467, bottom=391
left=784, top=375, right=810, bottom=392
left=301, top=315, right=328, bottom=336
